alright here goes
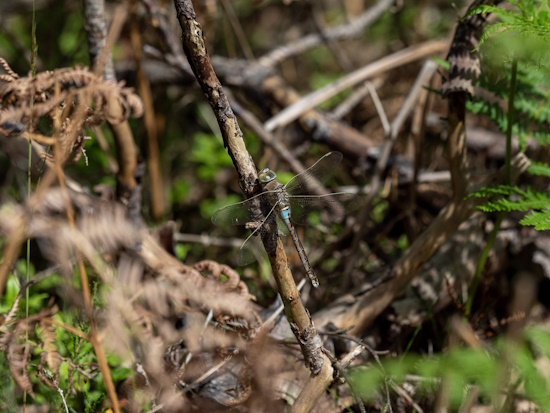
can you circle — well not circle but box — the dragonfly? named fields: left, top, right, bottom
left=211, top=151, right=361, bottom=288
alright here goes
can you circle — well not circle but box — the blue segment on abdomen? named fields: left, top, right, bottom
left=280, top=208, right=291, bottom=220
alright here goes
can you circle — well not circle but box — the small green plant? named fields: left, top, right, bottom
left=467, top=0, right=550, bottom=230
left=468, top=181, right=550, bottom=229
left=351, top=326, right=550, bottom=410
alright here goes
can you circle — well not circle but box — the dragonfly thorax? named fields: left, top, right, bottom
left=263, top=180, right=290, bottom=212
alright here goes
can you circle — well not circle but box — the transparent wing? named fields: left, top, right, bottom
left=211, top=192, right=272, bottom=227
left=237, top=230, right=265, bottom=266
left=289, top=192, right=363, bottom=225
left=284, top=151, right=343, bottom=195
left=236, top=205, right=279, bottom=265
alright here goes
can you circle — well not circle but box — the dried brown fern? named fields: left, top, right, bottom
left=0, top=185, right=269, bottom=410
left=0, top=59, right=143, bottom=165
left=38, top=317, right=62, bottom=378
left=6, top=322, right=34, bottom=397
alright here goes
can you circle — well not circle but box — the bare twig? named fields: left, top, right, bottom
left=0, top=217, right=26, bottom=299
left=129, top=0, right=165, bottom=220
left=315, top=0, right=526, bottom=333
left=83, top=0, right=116, bottom=81
left=315, top=151, right=530, bottom=335
left=264, top=40, right=447, bottom=132
left=391, top=382, right=424, bottom=413
left=365, top=81, right=391, bottom=135
left=78, top=4, right=136, bottom=412
left=174, top=0, right=257, bottom=196
left=83, top=2, right=140, bottom=220
left=309, top=1, right=353, bottom=72
left=175, top=232, right=244, bottom=249
left=143, top=0, right=378, bottom=158
left=228, top=95, right=307, bottom=177
left=219, top=0, right=255, bottom=61
left=173, top=2, right=331, bottom=394
left=331, top=78, right=383, bottom=120
left=259, top=0, right=395, bottom=67
left=343, top=60, right=438, bottom=279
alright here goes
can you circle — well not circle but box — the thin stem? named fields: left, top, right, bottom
left=24, top=0, right=38, bottom=406
left=505, top=59, right=517, bottom=185
left=465, top=58, right=517, bottom=317
left=465, top=212, right=504, bottom=316
left=27, top=0, right=38, bottom=313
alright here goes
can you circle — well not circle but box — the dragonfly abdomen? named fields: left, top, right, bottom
left=284, top=216, right=319, bottom=288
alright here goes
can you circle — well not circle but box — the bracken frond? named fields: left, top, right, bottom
left=520, top=209, right=550, bottom=230
left=0, top=61, right=143, bottom=165
left=6, top=323, right=34, bottom=397
left=39, top=318, right=62, bottom=377
left=528, top=161, right=550, bottom=178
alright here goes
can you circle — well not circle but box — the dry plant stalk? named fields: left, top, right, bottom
left=173, top=0, right=330, bottom=396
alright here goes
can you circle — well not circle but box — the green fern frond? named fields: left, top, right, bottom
left=470, top=1, right=550, bottom=51
left=528, top=161, right=550, bottom=177
left=468, top=65, right=550, bottom=146
left=478, top=195, right=548, bottom=213
left=467, top=185, right=525, bottom=199
left=528, top=130, right=550, bottom=146
left=458, top=1, right=550, bottom=147
left=462, top=1, right=550, bottom=232
left=520, top=209, right=550, bottom=230
left=473, top=185, right=550, bottom=220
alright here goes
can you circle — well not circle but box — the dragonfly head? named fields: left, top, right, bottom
left=258, top=168, right=277, bottom=184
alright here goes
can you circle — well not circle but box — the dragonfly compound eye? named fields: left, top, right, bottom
left=259, top=169, right=277, bottom=184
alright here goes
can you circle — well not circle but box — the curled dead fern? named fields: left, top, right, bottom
left=0, top=59, right=143, bottom=164
left=38, top=318, right=62, bottom=379
left=6, top=323, right=34, bottom=397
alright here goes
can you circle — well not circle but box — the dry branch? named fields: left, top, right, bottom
left=263, top=39, right=448, bottom=133
left=83, top=0, right=116, bottom=81
left=83, top=1, right=140, bottom=219
left=314, top=0, right=528, bottom=338
left=129, top=0, right=165, bottom=220
left=258, top=0, right=395, bottom=67
left=172, top=3, right=332, bottom=410
left=142, top=0, right=380, bottom=159
left=174, top=0, right=257, bottom=196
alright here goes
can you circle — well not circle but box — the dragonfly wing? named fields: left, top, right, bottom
left=211, top=192, right=269, bottom=227
left=237, top=231, right=265, bottom=265
left=289, top=192, right=363, bottom=225
left=284, top=152, right=343, bottom=195
left=237, top=207, right=279, bottom=265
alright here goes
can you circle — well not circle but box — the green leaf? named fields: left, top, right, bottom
left=175, top=243, right=191, bottom=261
left=528, top=161, right=550, bottom=177
left=525, top=326, right=550, bottom=360
left=190, top=132, right=234, bottom=181
left=520, top=209, right=550, bottom=229
left=171, top=180, right=190, bottom=205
